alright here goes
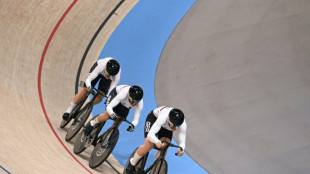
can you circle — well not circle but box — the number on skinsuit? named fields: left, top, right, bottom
left=145, top=121, right=151, bottom=133
left=106, top=95, right=112, bottom=105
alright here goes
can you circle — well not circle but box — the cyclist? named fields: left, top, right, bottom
left=83, top=85, right=144, bottom=136
left=62, top=57, right=121, bottom=121
left=125, top=106, right=187, bottom=174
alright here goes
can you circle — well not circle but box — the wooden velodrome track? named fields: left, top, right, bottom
left=0, top=0, right=137, bottom=173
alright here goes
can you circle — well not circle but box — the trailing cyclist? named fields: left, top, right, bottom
left=83, top=85, right=144, bottom=136
left=62, top=57, right=121, bottom=121
left=125, top=106, right=187, bottom=174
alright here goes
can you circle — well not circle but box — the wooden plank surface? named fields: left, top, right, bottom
left=0, top=0, right=138, bottom=173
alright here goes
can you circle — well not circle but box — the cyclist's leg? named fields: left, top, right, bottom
left=73, top=75, right=103, bottom=109
left=97, top=111, right=110, bottom=122
left=84, top=111, right=110, bottom=136
left=135, top=137, right=154, bottom=159
left=62, top=87, right=88, bottom=120
left=72, top=87, right=88, bottom=104
left=126, top=112, right=155, bottom=173
left=155, top=129, right=173, bottom=159
left=63, top=63, right=99, bottom=119
left=126, top=137, right=153, bottom=174
left=70, top=62, right=99, bottom=109
left=86, top=87, right=118, bottom=131
left=93, top=76, right=111, bottom=104
left=129, top=111, right=157, bottom=166
left=155, top=137, right=171, bottom=159
left=93, top=91, right=104, bottom=104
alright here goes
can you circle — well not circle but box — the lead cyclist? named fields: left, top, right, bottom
left=125, top=106, right=187, bottom=174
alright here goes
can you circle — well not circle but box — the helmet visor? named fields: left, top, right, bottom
left=105, top=69, right=116, bottom=77
left=129, top=96, right=140, bottom=105
left=168, top=119, right=181, bottom=128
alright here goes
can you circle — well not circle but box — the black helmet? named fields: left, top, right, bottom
left=169, top=109, right=184, bottom=127
left=129, top=85, right=143, bottom=101
left=106, top=59, right=120, bottom=76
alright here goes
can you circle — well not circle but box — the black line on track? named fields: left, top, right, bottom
left=74, top=0, right=125, bottom=173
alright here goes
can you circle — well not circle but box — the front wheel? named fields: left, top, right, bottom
left=150, top=159, right=168, bottom=174
left=73, top=120, right=105, bottom=154
left=123, top=148, right=148, bottom=174
left=65, top=103, right=92, bottom=141
left=89, top=128, right=119, bottom=169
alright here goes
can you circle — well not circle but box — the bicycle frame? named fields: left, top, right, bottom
left=97, top=115, right=133, bottom=143
left=74, top=88, right=106, bottom=123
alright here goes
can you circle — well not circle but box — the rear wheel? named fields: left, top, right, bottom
left=89, top=128, right=119, bottom=169
left=73, top=131, right=88, bottom=154
left=60, top=115, right=72, bottom=129
left=60, top=95, right=88, bottom=129
left=65, top=103, right=92, bottom=141
left=150, top=159, right=168, bottom=174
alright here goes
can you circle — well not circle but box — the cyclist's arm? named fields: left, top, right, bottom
left=85, top=64, right=103, bottom=88
left=147, top=115, right=166, bottom=145
left=106, top=90, right=126, bottom=115
left=173, top=120, right=187, bottom=150
left=107, top=68, right=121, bottom=95
left=131, top=99, right=143, bottom=127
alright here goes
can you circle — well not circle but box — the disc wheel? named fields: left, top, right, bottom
left=123, top=148, right=148, bottom=174
left=89, top=128, right=119, bottom=169
left=150, top=159, right=168, bottom=174
left=73, top=122, right=101, bottom=154
left=65, top=103, right=92, bottom=141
